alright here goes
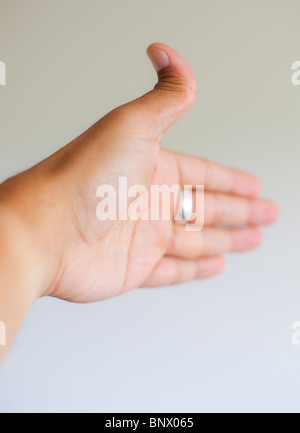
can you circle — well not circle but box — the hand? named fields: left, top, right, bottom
left=0, top=43, right=278, bottom=304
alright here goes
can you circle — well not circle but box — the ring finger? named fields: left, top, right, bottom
left=199, top=191, right=278, bottom=227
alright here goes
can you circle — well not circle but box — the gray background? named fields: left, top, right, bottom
left=0, top=0, right=300, bottom=413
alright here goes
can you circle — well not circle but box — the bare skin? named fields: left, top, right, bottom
left=0, top=44, right=278, bottom=362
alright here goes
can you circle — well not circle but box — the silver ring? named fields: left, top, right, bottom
left=176, top=188, right=194, bottom=223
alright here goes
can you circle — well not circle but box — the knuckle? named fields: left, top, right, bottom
left=172, top=261, right=183, bottom=285
left=211, top=195, right=227, bottom=225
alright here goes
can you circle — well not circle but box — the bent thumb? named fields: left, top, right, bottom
left=126, top=43, right=197, bottom=140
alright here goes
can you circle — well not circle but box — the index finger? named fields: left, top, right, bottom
left=171, top=150, right=261, bottom=197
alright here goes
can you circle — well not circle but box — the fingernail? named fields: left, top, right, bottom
left=147, top=47, right=169, bottom=72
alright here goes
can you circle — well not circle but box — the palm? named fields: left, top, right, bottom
left=53, top=138, right=178, bottom=302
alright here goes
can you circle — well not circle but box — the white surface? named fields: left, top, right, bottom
left=0, top=0, right=300, bottom=413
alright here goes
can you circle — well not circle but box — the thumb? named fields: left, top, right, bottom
left=124, top=43, right=197, bottom=140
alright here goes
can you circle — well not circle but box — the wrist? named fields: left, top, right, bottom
left=0, top=206, right=48, bottom=301
left=0, top=206, right=50, bottom=359
left=0, top=172, right=66, bottom=299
